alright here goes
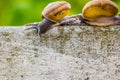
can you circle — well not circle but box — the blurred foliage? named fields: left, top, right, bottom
left=0, top=0, right=120, bottom=26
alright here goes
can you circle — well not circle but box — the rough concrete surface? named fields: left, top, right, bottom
left=0, top=26, right=120, bottom=80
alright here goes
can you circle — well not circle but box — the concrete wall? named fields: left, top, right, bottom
left=0, top=26, right=120, bottom=80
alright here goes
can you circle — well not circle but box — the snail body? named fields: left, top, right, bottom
left=83, top=16, right=120, bottom=26
left=52, top=14, right=120, bottom=27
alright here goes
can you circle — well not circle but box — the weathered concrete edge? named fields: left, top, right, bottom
left=0, top=26, right=120, bottom=36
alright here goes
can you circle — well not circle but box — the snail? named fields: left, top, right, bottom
left=82, top=0, right=119, bottom=26
left=26, top=1, right=71, bottom=35
left=52, top=0, right=120, bottom=27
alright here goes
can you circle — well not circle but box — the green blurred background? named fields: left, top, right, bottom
left=0, top=0, right=119, bottom=26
